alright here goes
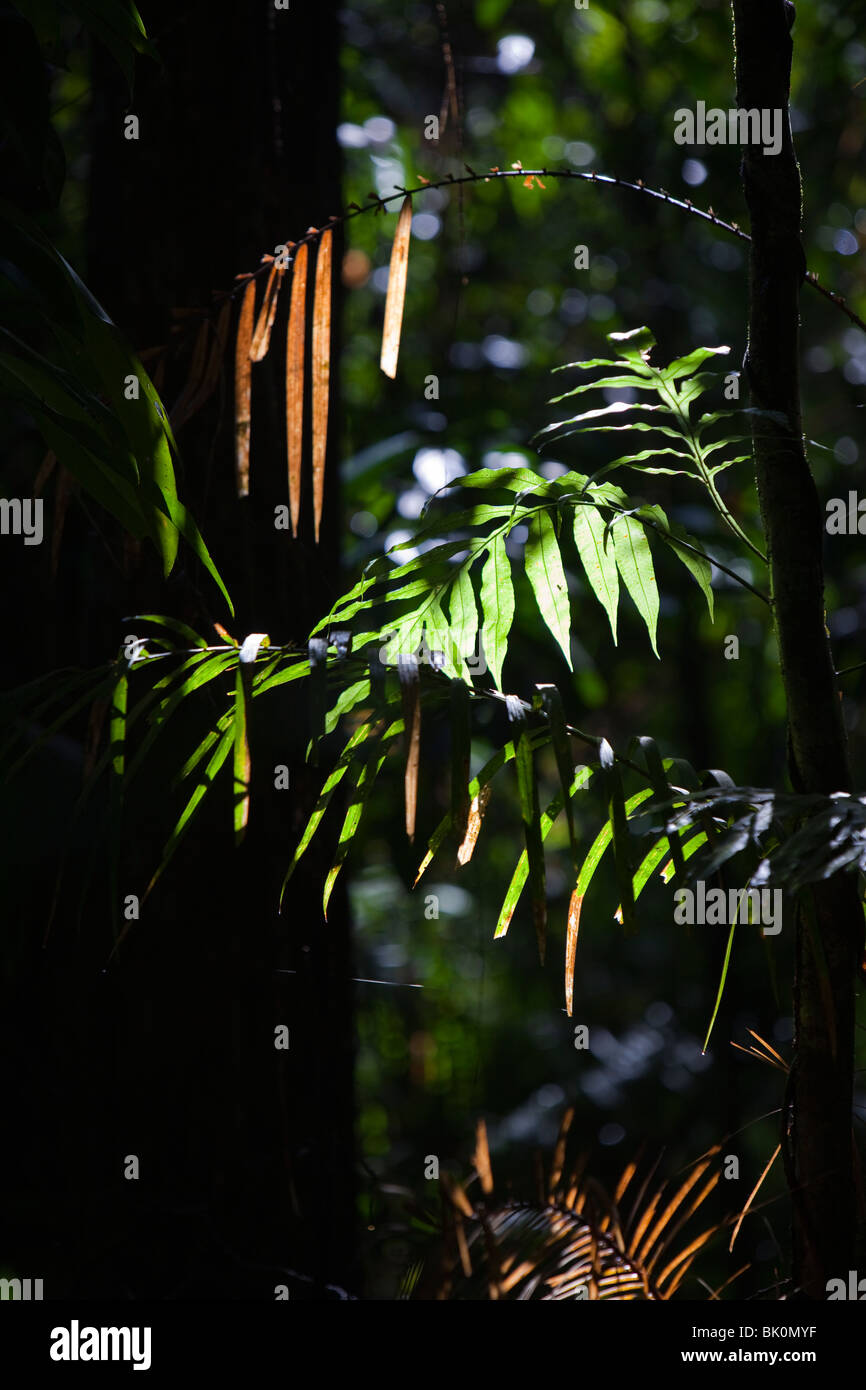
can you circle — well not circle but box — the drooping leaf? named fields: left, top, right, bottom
left=234, top=277, right=256, bottom=498
left=702, top=921, right=737, bottom=1054
left=495, top=764, right=593, bottom=943
left=233, top=664, right=251, bottom=845
left=565, top=889, right=581, bottom=1018
left=611, top=515, right=659, bottom=656
left=109, top=668, right=128, bottom=791
left=661, top=345, right=730, bottom=381
left=524, top=509, right=572, bottom=668
left=447, top=562, right=480, bottom=681
left=279, top=718, right=396, bottom=908
left=380, top=196, right=413, bottom=379
left=537, top=683, right=578, bottom=868
left=450, top=678, right=471, bottom=845
left=513, top=714, right=546, bottom=964
left=128, top=613, right=210, bottom=649
left=323, top=738, right=393, bottom=918
left=638, top=506, right=715, bottom=621
left=308, top=636, right=329, bottom=765
left=312, top=229, right=333, bottom=543
left=398, top=654, right=421, bottom=841
left=232, top=634, right=269, bottom=846
left=250, top=260, right=283, bottom=362
left=126, top=652, right=237, bottom=787
left=599, top=738, right=635, bottom=933
left=573, top=783, right=656, bottom=933
left=286, top=241, right=308, bottom=537
left=479, top=533, right=514, bottom=690
left=638, top=736, right=685, bottom=881
left=572, top=500, right=619, bottom=642
left=145, top=724, right=234, bottom=901
left=457, top=785, right=491, bottom=867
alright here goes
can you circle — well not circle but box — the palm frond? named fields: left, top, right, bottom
left=426, top=1117, right=728, bottom=1300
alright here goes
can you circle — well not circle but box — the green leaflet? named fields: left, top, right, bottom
left=145, top=723, right=234, bottom=901
left=637, top=735, right=685, bottom=881
left=537, top=399, right=675, bottom=442
left=549, top=374, right=662, bottom=403
left=593, top=447, right=696, bottom=480
left=572, top=499, right=619, bottom=642
left=524, top=509, right=572, bottom=669
left=0, top=203, right=233, bottom=615
left=537, top=683, right=578, bottom=868
left=443, top=466, right=545, bottom=494
left=574, top=782, right=655, bottom=928
left=479, top=533, right=514, bottom=691
left=607, top=326, right=657, bottom=368
left=253, top=658, right=311, bottom=695
left=233, top=664, right=252, bottom=846
left=280, top=718, right=402, bottom=908
left=128, top=614, right=211, bottom=648
left=514, top=720, right=546, bottom=964
left=628, top=835, right=671, bottom=905
left=324, top=678, right=372, bottom=737
left=109, top=669, right=128, bottom=786
left=660, top=831, right=707, bottom=882
left=450, top=678, right=471, bottom=845
left=637, top=505, right=715, bottom=621
left=447, top=563, right=480, bottom=682
left=124, top=651, right=237, bottom=786
left=69, top=0, right=160, bottom=90
left=414, top=728, right=550, bottom=885
left=172, top=708, right=234, bottom=790
left=600, top=738, right=635, bottom=933
left=660, top=345, right=730, bottom=381
left=495, top=764, right=593, bottom=940
left=702, top=920, right=736, bottom=1055
left=322, top=739, right=393, bottom=918
left=611, top=513, right=659, bottom=656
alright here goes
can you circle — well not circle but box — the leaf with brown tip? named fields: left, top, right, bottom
left=457, top=784, right=491, bottom=865
left=398, top=654, right=421, bottom=841
left=311, top=229, right=332, bottom=543
left=565, top=888, right=582, bottom=1017
left=380, top=196, right=413, bottom=379
left=250, top=260, right=283, bottom=362
left=234, top=278, right=256, bottom=497
left=286, top=242, right=308, bottom=537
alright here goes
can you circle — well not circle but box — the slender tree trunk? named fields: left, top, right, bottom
left=732, top=0, right=861, bottom=1297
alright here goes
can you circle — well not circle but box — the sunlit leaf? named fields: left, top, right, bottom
left=572, top=500, right=619, bottom=642
left=524, top=509, right=572, bottom=668
left=479, top=534, right=514, bottom=690
left=312, top=229, right=333, bottom=543
left=286, top=242, right=308, bottom=536
left=611, top=514, right=659, bottom=656
left=380, top=196, right=413, bottom=378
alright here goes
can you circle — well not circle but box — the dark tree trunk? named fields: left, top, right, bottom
left=732, top=0, right=862, bottom=1297
left=3, top=0, right=354, bottom=1298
